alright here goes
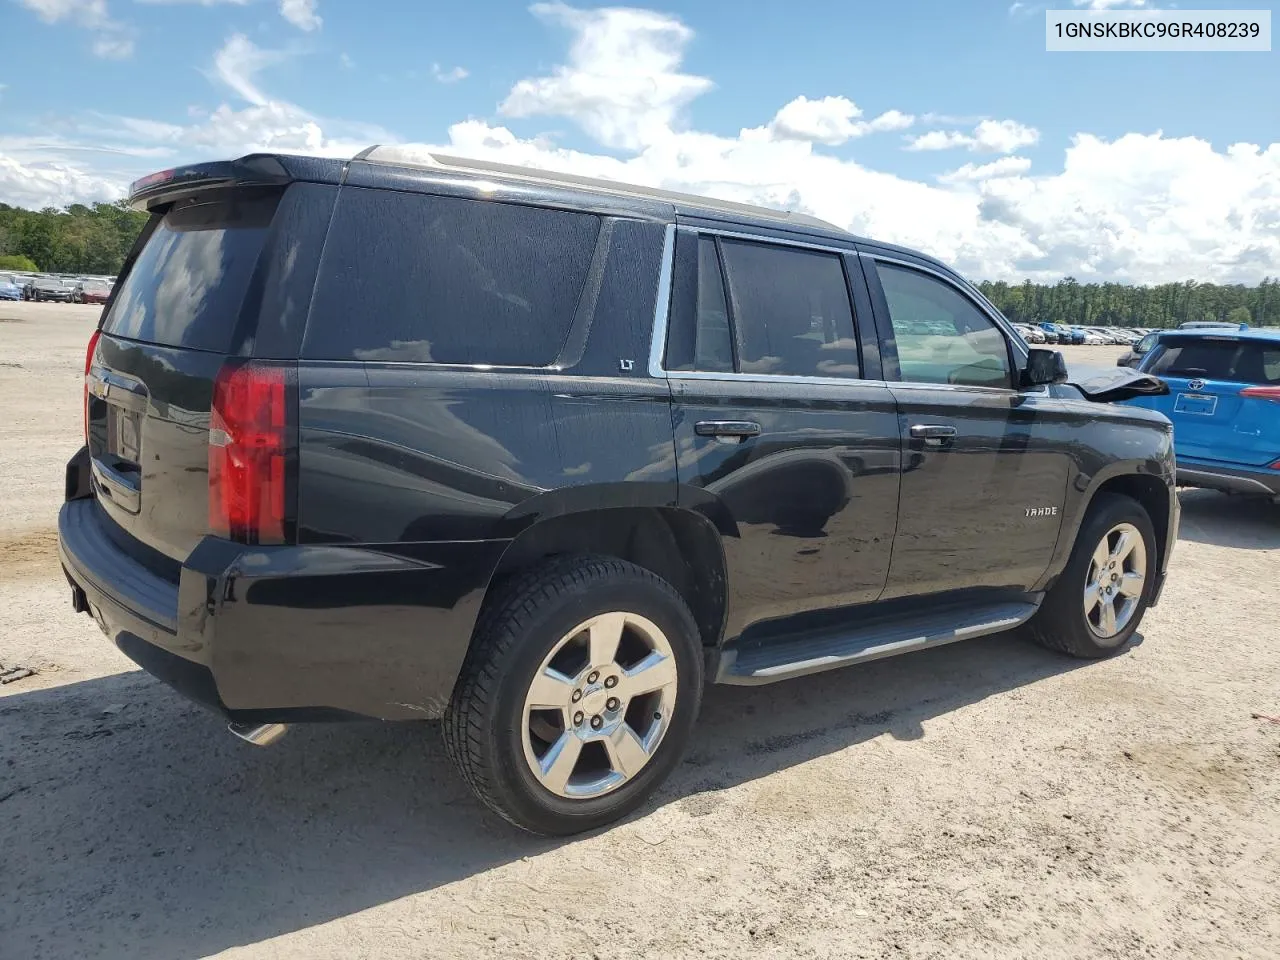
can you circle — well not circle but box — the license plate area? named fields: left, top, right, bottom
left=1175, top=393, right=1218, bottom=416
left=107, top=404, right=143, bottom=464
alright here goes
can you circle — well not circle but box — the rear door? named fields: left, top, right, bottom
left=664, top=227, right=900, bottom=640
left=1140, top=335, right=1280, bottom=467
left=863, top=254, right=1075, bottom=599
left=87, top=184, right=331, bottom=563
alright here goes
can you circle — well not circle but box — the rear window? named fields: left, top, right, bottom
left=303, top=188, right=601, bottom=366
left=102, top=191, right=279, bottom=353
left=1148, top=339, right=1280, bottom=385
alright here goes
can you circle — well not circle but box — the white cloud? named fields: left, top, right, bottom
left=432, top=63, right=469, bottom=84
left=2, top=3, right=1277, bottom=287
left=339, top=52, right=354, bottom=69
left=210, top=33, right=282, bottom=106
left=279, top=0, right=320, bottom=31
left=16, top=0, right=134, bottom=58
left=499, top=1, right=713, bottom=150
left=762, top=96, right=914, bottom=146
left=767, top=96, right=861, bottom=145
left=907, top=118, right=1040, bottom=154
left=938, top=156, right=1033, bottom=183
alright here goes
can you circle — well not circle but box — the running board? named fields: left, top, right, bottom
left=714, top=599, right=1040, bottom=686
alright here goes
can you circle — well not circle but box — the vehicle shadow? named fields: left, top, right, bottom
left=0, top=631, right=1102, bottom=959
left=1175, top=488, right=1280, bottom=550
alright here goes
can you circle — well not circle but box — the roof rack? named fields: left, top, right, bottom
left=354, top=144, right=846, bottom=233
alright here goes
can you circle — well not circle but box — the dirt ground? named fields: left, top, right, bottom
left=2, top=303, right=1278, bottom=960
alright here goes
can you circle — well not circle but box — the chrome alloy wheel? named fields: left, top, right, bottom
left=521, top=612, right=679, bottom=799
left=1083, top=522, right=1147, bottom=639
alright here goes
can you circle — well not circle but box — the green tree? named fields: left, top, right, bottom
left=0, top=253, right=38, bottom=271
left=0, top=200, right=148, bottom=274
left=1227, top=306, right=1251, bottom=326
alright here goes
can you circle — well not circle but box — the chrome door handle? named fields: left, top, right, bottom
left=909, top=424, right=958, bottom=439
left=695, top=420, right=762, bottom=439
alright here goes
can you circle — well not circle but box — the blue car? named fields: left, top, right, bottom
left=1037, top=321, right=1067, bottom=343
left=0, top=274, right=23, bottom=301
left=1126, top=328, right=1280, bottom=502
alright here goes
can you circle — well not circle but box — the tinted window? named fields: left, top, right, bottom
left=1148, top=339, right=1280, bottom=385
left=304, top=188, right=600, bottom=366
left=877, top=263, right=1012, bottom=388
left=102, top=191, right=278, bottom=353
left=717, top=239, right=859, bottom=378
left=689, top=237, right=734, bottom=372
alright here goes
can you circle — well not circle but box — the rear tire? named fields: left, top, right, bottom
left=1027, top=493, right=1156, bottom=658
left=443, top=555, right=704, bottom=835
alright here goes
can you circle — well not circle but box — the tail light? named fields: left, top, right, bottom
left=208, top=361, right=294, bottom=544
left=84, top=328, right=101, bottom=443
left=1240, top=385, right=1280, bottom=402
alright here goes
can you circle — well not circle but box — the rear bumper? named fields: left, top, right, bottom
left=1177, top=459, right=1280, bottom=498
left=58, top=451, right=509, bottom=721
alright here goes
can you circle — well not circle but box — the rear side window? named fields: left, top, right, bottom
left=1148, top=339, right=1280, bottom=384
left=102, top=191, right=279, bottom=353
left=304, top=188, right=600, bottom=366
left=717, top=239, right=860, bottom=378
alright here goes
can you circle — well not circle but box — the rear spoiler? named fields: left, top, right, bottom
left=1067, top=366, right=1170, bottom=403
left=127, top=154, right=345, bottom=211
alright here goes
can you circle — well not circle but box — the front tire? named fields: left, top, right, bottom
left=443, top=555, right=704, bottom=835
left=1027, top=493, right=1156, bottom=658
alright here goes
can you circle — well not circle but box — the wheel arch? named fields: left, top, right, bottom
left=487, top=504, right=729, bottom=650
left=1040, top=461, right=1174, bottom=595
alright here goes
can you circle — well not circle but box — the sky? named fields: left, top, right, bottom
left=1, top=0, right=1277, bottom=284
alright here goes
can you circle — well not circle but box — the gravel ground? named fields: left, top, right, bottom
left=2, top=303, right=1278, bottom=960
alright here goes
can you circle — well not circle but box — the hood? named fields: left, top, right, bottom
left=1068, top=366, right=1170, bottom=403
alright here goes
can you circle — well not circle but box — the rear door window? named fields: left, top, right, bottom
left=303, top=188, right=601, bottom=366
left=716, top=238, right=860, bottom=378
left=102, top=191, right=279, bottom=353
left=1148, top=340, right=1280, bottom=384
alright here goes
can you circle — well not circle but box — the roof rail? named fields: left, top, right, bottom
left=354, top=144, right=845, bottom=233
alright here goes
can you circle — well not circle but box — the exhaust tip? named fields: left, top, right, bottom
left=227, top=721, right=288, bottom=747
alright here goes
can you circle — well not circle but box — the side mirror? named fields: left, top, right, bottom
left=1021, top=348, right=1068, bottom=388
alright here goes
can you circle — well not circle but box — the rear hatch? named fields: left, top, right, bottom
left=86, top=187, right=285, bottom=567
left=1136, top=334, right=1280, bottom=468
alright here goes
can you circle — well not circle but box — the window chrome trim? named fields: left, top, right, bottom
left=664, top=369, right=890, bottom=388
left=862, top=252, right=1030, bottom=364
left=689, top=226, right=858, bottom=256
left=647, top=223, right=676, bottom=378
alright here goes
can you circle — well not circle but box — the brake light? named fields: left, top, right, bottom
left=1240, top=386, right=1280, bottom=402
left=208, top=362, right=292, bottom=544
left=84, top=328, right=101, bottom=443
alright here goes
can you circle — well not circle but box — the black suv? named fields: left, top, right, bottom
left=58, top=149, right=1179, bottom=835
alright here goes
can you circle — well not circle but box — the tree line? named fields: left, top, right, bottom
left=977, top=276, right=1278, bottom=329
left=0, top=201, right=149, bottom=276
left=1, top=199, right=1278, bottom=329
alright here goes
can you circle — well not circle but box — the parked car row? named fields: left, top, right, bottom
left=1011, top=322, right=1158, bottom=346
left=2, top=273, right=116, bottom=304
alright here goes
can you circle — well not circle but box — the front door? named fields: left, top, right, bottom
left=863, top=255, right=1074, bottom=600
left=663, top=228, right=900, bottom=640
